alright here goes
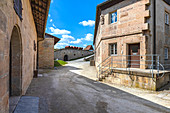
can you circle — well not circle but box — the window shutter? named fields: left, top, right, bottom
left=14, top=0, right=22, bottom=20
left=14, top=0, right=19, bottom=15
left=19, top=0, right=22, bottom=19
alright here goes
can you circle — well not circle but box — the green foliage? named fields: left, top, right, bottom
left=54, top=60, right=68, bottom=67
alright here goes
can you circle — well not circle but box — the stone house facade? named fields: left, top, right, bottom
left=0, top=0, right=50, bottom=112
left=54, top=47, right=94, bottom=61
left=39, top=33, right=60, bottom=69
left=94, top=0, right=170, bottom=69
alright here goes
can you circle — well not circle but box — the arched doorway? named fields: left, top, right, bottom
left=64, top=55, right=68, bottom=61
left=9, top=25, right=22, bottom=96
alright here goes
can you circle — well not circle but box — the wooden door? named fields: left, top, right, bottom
left=129, top=44, right=140, bottom=68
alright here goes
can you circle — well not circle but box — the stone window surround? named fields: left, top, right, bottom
left=165, top=11, right=169, bottom=25
left=165, top=9, right=170, bottom=35
left=109, top=10, right=118, bottom=24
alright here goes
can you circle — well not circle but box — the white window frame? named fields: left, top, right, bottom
left=165, top=48, right=168, bottom=60
left=165, top=12, right=169, bottom=25
left=109, top=43, right=117, bottom=56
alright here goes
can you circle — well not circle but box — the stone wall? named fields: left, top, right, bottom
left=95, top=0, right=150, bottom=68
left=0, top=0, right=37, bottom=112
left=54, top=49, right=94, bottom=61
left=103, top=70, right=170, bottom=91
left=38, top=38, right=54, bottom=69
left=156, top=0, right=170, bottom=66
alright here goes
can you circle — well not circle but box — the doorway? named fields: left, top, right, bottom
left=9, top=26, right=22, bottom=96
left=129, top=43, right=140, bottom=68
left=64, top=55, right=68, bottom=61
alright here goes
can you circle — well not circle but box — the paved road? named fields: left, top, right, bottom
left=26, top=60, right=170, bottom=113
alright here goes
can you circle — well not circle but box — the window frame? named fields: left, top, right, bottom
left=165, top=11, right=169, bottom=25
left=110, top=11, right=117, bottom=24
left=164, top=48, right=168, bottom=60
left=109, top=43, right=117, bottom=56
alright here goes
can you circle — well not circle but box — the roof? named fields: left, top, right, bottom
left=84, top=45, right=94, bottom=51
left=93, top=0, right=125, bottom=45
left=30, top=0, right=51, bottom=40
left=45, top=33, right=60, bottom=45
left=163, top=0, right=170, bottom=5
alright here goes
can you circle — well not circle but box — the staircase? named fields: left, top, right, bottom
left=97, top=56, right=113, bottom=81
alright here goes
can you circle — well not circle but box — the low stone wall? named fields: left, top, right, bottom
left=54, top=49, right=94, bottom=61
left=102, top=69, right=170, bottom=91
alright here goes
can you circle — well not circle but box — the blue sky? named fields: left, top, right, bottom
left=45, top=0, right=105, bottom=49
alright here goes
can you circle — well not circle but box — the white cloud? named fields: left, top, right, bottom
left=48, top=14, right=51, bottom=17
left=83, top=33, right=93, bottom=41
left=54, top=42, right=69, bottom=49
left=62, top=35, right=75, bottom=40
left=79, top=20, right=95, bottom=27
left=52, top=24, right=56, bottom=28
left=50, top=19, right=53, bottom=22
left=83, top=44, right=87, bottom=48
left=51, top=0, right=53, bottom=3
left=60, top=35, right=75, bottom=43
left=49, top=27, right=71, bottom=35
left=70, top=39, right=82, bottom=44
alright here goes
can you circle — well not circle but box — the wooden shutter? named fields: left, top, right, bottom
left=19, top=0, right=22, bottom=19
left=14, top=0, right=19, bottom=15
left=14, top=0, right=22, bottom=20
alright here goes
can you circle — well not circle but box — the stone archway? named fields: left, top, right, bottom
left=9, top=25, right=22, bottom=96
left=64, top=55, right=68, bottom=61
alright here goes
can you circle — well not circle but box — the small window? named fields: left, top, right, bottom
left=14, top=0, right=23, bottom=20
left=110, top=11, right=117, bottom=24
left=165, top=12, right=169, bottom=25
left=109, top=43, right=117, bottom=55
left=165, top=48, right=168, bottom=60
left=74, top=54, right=76, bottom=56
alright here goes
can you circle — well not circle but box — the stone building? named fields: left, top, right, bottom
left=38, top=33, right=60, bottom=69
left=54, top=46, right=94, bottom=61
left=94, top=0, right=170, bottom=90
left=0, top=0, right=51, bottom=112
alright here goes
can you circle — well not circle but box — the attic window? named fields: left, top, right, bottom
left=14, top=0, right=23, bottom=21
left=110, top=11, right=117, bottom=24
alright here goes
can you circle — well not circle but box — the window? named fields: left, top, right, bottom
left=109, top=43, right=117, bottom=55
left=110, top=11, right=117, bottom=24
left=165, top=12, right=169, bottom=35
left=165, top=12, right=169, bottom=25
left=165, top=48, right=168, bottom=60
left=14, top=0, right=23, bottom=20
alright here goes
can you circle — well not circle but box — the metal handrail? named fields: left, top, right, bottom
left=97, top=56, right=111, bottom=67
left=97, top=54, right=169, bottom=81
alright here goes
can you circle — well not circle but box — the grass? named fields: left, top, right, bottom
left=54, top=60, right=68, bottom=67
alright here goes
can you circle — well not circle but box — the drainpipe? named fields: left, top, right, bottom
left=153, top=0, right=156, bottom=68
left=35, top=38, right=44, bottom=78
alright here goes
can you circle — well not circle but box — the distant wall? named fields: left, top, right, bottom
left=39, top=38, right=54, bottom=69
left=54, top=49, right=94, bottom=61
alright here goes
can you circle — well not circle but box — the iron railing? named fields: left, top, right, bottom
left=97, top=54, right=170, bottom=80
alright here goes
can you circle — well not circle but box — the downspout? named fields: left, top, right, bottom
left=35, top=38, right=44, bottom=78
left=153, top=0, right=156, bottom=68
